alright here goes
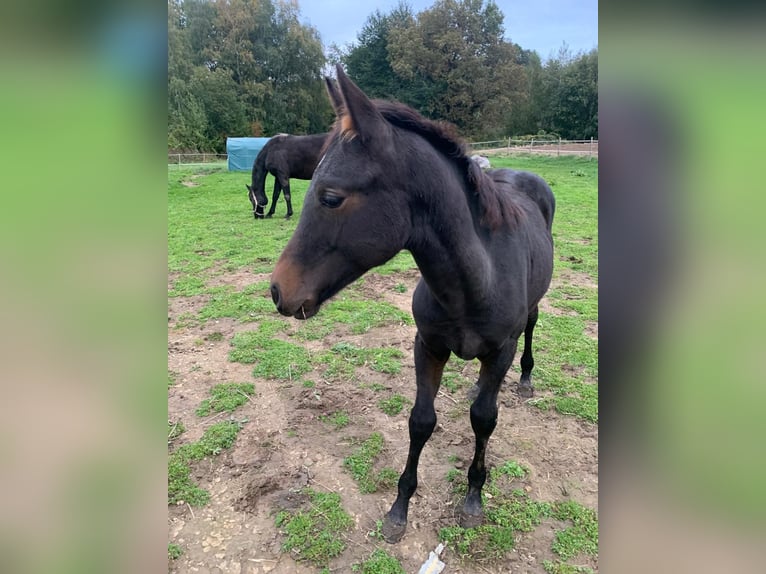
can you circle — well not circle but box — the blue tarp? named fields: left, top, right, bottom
left=226, top=137, right=271, bottom=172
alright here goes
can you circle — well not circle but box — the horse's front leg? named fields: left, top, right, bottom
left=266, top=179, right=281, bottom=218
left=382, top=333, right=449, bottom=543
left=461, top=339, right=517, bottom=527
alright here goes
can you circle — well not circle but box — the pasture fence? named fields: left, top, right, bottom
left=167, top=138, right=598, bottom=169
left=469, top=137, right=598, bottom=159
left=168, top=152, right=228, bottom=169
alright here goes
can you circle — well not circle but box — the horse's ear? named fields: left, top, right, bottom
left=325, top=77, right=344, bottom=115
left=334, top=63, right=385, bottom=143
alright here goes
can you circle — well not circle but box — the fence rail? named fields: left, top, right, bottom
left=167, top=138, right=598, bottom=168
left=168, top=153, right=228, bottom=168
left=469, top=137, right=598, bottom=158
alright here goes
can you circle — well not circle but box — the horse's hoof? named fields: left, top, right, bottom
left=381, top=514, right=407, bottom=544
left=265, top=214, right=273, bottom=219
left=285, top=214, right=292, bottom=219
left=457, top=508, right=484, bottom=529
left=255, top=215, right=265, bottom=220
left=517, top=384, right=534, bottom=399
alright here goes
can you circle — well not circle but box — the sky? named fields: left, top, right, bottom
left=299, top=0, right=597, bottom=61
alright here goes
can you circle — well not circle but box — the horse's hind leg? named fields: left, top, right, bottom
left=462, top=339, right=516, bottom=527
left=266, top=178, right=281, bottom=218
left=518, top=305, right=539, bottom=398
left=382, top=333, right=449, bottom=544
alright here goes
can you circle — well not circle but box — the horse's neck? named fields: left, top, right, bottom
left=407, top=176, right=493, bottom=315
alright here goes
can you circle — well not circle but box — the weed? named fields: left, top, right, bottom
left=296, top=297, right=413, bottom=340
left=198, top=282, right=275, bottom=323
left=343, top=433, right=397, bottom=493
left=302, top=380, right=315, bottom=388
left=168, top=543, right=183, bottom=560
left=550, top=501, right=599, bottom=560
left=378, top=394, right=409, bottom=416
left=446, top=468, right=461, bottom=483
left=168, top=420, right=185, bottom=442
left=321, top=410, right=350, bottom=430
left=275, top=489, right=353, bottom=567
left=229, top=323, right=311, bottom=380
left=168, top=420, right=243, bottom=506
left=440, top=462, right=551, bottom=561
left=205, top=331, right=224, bottom=342
left=393, top=283, right=407, bottom=293
left=352, top=548, right=406, bottom=574
left=543, top=560, right=595, bottom=574
left=196, top=382, right=255, bottom=416
left=320, top=342, right=404, bottom=381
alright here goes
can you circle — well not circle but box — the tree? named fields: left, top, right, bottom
left=384, top=0, right=527, bottom=137
left=167, top=0, right=332, bottom=152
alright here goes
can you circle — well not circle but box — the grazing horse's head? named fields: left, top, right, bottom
left=270, top=66, right=412, bottom=319
left=245, top=183, right=267, bottom=218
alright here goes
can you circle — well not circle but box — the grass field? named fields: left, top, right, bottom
left=168, top=154, right=598, bottom=573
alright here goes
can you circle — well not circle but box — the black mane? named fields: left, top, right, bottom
left=373, top=100, right=520, bottom=230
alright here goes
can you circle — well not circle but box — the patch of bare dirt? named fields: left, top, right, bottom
left=168, top=270, right=598, bottom=573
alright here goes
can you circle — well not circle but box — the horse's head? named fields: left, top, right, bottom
left=270, top=65, right=411, bottom=319
left=246, top=184, right=267, bottom=219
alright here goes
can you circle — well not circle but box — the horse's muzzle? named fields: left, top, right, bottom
left=270, top=282, right=317, bottom=320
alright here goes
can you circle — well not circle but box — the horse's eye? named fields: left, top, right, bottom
left=319, top=192, right=345, bottom=208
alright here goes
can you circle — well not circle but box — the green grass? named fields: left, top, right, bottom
left=352, top=548, right=406, bottom=573
left=295, top=296, right=413, bottom=341
left=550, top=500, right=599, bottom=560
left=377, top=394, right=410, bottom=416
left=197, top=281, right=275, bottom=322
left=320, top=410, right=350, bottom=430
left=168, top=543, right=183, bottom=560
left=543, top=561, right=594, bottom=574
left=439, top=457, right=597, bottom=567
left=343, top=433, right=399, bottom=494
left=229, top=322, right=311, bottom=380
left=195, top=382, right=255, bottom=416
left=167, top=420, right=185, bottom=442
left=168, top=420, right=243, bottom=506
left=320, top=342, right=405, bottom=381
left=274, top=489, right=354, bottom=567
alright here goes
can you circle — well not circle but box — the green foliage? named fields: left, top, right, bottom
left=196, top=383, right=255, bottom=416
left=543, top=561, right=594, bottom=574
left=275, top=489, right=353, bottom=567
left=377, top=394, right=409, bottom=416
left=551, top=501, right=599, bottom=560
left=168, top=420, right=243, bottom=506
left=167, top=420, right=185, bottom=442
left=343, top=433, right=398, bottom=493
left=353, top=548, right=406, bottom=574
left=198, top=282, right=275, bottom=323
left=319, top=342, right=404, bottom=381
left=229, top=324, right=311, bottom=380
left=168, top=0, right=331, bottom=152
left=340, top=4, right=597, bottom=140
left=167, top=543, right=183, bottom=560
left=320, top=410, right=350, bottom=430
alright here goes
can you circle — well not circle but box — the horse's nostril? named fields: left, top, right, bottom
left=270, top=283, right=281, bottom=306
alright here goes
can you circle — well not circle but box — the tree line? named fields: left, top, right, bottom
left=168, top=0, right=597, bottom=153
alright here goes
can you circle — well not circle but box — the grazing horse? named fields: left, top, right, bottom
left=269, top=65, right=555, bottom=543
left=246, top=133, right=327, bottom=219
